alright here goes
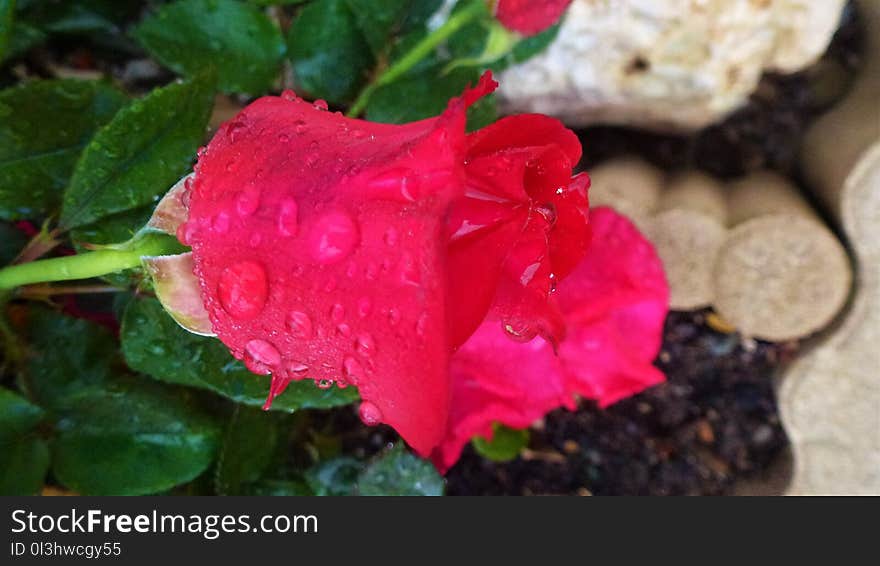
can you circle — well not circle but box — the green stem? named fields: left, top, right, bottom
left=346, top=1, right=486, bottom=118
left=0, top=232, right=178, bottom=291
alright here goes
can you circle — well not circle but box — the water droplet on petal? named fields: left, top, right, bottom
left=316, top=378, right=333, bottom=390
left=286, top=311, right=313, bottom=339
left=336, top=323, right=352, bottom=337
left=235, top=186, right=261, bottom=216
left=384, top=227, right=398, bottom=246
left=366, top=169, right=421, bottom=202
left=351, top=129, right=367, bottom=139
left=330, top=303, right=345, bottom=323
left=536, top=202, right=557, bottom=227
left=503, top=322, right=537, bottom=343
left=277, top=198, right=299, bottom=237
left=281, top=89, right=297, bottom=101
left=343, top=356, right=364, bottom=386
left=358, top=401, right=383, bottom=426
left=388, top=308, right=401, bottom=326
left=227, top=119, right=247, bottom=143
left=278, top=133, right=290, bottom=143
left=357, top=297, right=372, bottom=318
left=308, top=211, right=359, bottom=264
left=415, top=313, right=428, bottom=337
left=294, top=119, right=307, bottom=134
left=218, top=261, right=268, bottom=320
left=399, top=253, right=419, bottom=286
left=313, top=99, right=329, bottom=111
left=355, top=333, right=376, bottom=358
left=285, top=360, right=309, bottom=377
left=244, top=339, right=281, bottom=374
left=176, top=221, right=196, bottom=245
left=249, top=232, right=263, bottom=247
left=212, top=211, right=230, bottom=234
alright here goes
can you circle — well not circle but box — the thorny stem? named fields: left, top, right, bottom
left=346, top=1, right=485, bottom=118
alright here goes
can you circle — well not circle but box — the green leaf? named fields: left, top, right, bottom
left=121, top=296, right=359, bottom=411
left=305, top=457, right=362, bottom=496
left=0, top=80, right=126, bottom=221
left=0, top=387, right=50, bottom=495
left=5, top=21, right=44, bottom=60
left=366, top=64, right=479, bottom=124
left=20, top=0, right=140, bottom=36
left=287, top=0, right=373, bottom=104
left=491, top=24, right=560, bottom=72
left=25, top=307, right=117, bottom=408
left=358, top=444, right=444, bottom=496
left=51, top=377, right=220, bottom=495
left=133, top=0, right=285, bottom=95
left=60, top=72, right=215, bottom=230
left=472, top=423, right=529, bottom=462
left=0, top=221, right=26, bottom=265
left=214, top=405, right=280, bottom=495
left=0, top=0, right=13, bottom=62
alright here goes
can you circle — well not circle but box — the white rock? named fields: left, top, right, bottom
left=498, top=0, right=846, bottom=131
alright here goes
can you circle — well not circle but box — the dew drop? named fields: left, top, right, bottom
left=235, top=186, right=261, bottom=216
left=383, top=227, right=399, bottom=247
left=366, top=169, right=421, bottom=202
left=536, top=202, right=557, bottom=227
left=212, top=211, right=230, bottom=234
left=358, top=401, right=383, bottom=426
left=351, top=129, right=367, bottom=139
left=294, top=119, right=307, bottom=134
left=330, top=303, right=345, bottom=323
left=343, top=356, right=364, bottom=386
left=503, top=322, right=538, bottom=343
left=357, top=297, right=372, bottom=318
left=415, top=313, right=428, bottom=337
left=249, top=232, right=263, bottom=247
left=313, top=99, right=329, bottom=111
left=244, top=339, right=281, bottom=374
left=316, top=378, right=333, bottom=390
left=388, top=308, right=401, bottom=326
left=336, top=323, right=352, bottom=337
left=277, top=198, right=299, bottom=237
left=227, top=119, right=247, bottom=143
left=176, top=221, right=196, bottom=245
left=278, top=133, right=290, bottom=143
left=286, top=311, right=313, bottom=339
left=218, top=261, right=268, bottom=320
left=285, top=360, right=309, bottom=377
left=399, top=252, right=419, bottom=286
left=355, top=333, right=376, bottom=358
left=308, top=211, right=359, bottom=264
left=281, top=89, right=297, bottom=101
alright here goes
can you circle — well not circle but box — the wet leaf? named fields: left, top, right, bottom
left=0, top=80, right=126, bottom=221
left=0, top=387, right=49, bottom=495
left=0, top=0, right=13, bottom=62
left=0, top=221, right=26, bottom=265
left=305, top=457, right=362, bottom=496
left=366, top=64, right=481, bottom=124
left=244, top=478, right=312, bottom=496
left=358, top=444, right=444, bottom=496
left=60, top=71, right=215, bottom=230
left=133, top=0, right=285, bottom=95
left=51, top=378, right=220, bottom=495
left=287, top=0, right=372, bottom=104
left=214, top=405, right=280, bottom=495
left=25, top=308, right=220, bottom=495
left=121, top=296, right=359, bottom=411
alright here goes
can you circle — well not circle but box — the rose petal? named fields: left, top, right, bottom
left=186, top=74, right=497, bottom=455
left=495, top=0, right=573, bottom=37
left=434, top=207, right=669, bottom=471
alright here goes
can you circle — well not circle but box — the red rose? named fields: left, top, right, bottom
left=148, top=72, right=667, bottom=466
left=435, top=208, right=669, bottom=471
left=495, top=0, right=573, bottom=36
left=166, top=72, right=589, bottom=456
